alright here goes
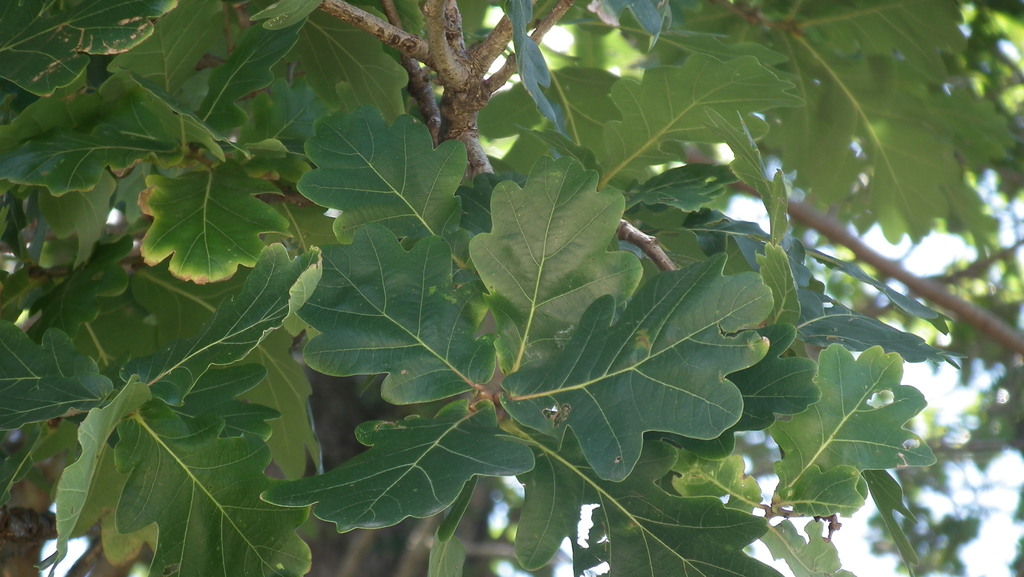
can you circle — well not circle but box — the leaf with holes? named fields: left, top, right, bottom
left=520, top=437, right=781, bottom=576
left=469, top=156, right=642, bottom=372
left=299, top=224, right=494, bottom=404
left=504, top=255, right=773, bottom=481
left=771, top=345, right=935, bottom=516
left=263, top=401, right=534, bottom=532
left=0, top=0, right=176, bottom=96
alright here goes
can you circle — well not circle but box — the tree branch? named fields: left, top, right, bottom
left=617, top=220, right=678, bottom=271
left=484, top=0, right=576, bottom=93
left=319, top=0, right=431, bottom=63
left=470, top=15, right=513, bottom=70
left=784, top=199, right=1024, bottom=356
left=380, top=0, right=442, bottom=144
left=683, top=152, right=1024, bottom=356
left=424, top=0, right=472, bottom=86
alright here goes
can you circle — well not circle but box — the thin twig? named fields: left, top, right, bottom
left=425, top=0, right=471, bottom=86
left=484, top=0, right=576, bottom=93
left=380, top=0, right=442, bottom=144
left=684, top=152, right=1024, bottom=356
left=319, top=0, right=431, bottom=63
left=617, top=220, right=678, bottom=271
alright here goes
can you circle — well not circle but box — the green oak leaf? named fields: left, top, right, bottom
left=0, top=0, right=176, bottom=96
left=601, top=54, right=802, bottom=186
left=589, top=0, right=670, bottom=39
left=175, top=365, right=279, bottom=440
left=38, top=171, right=116, bottom=266
left=798, top=290, right=955, bottom=364
left=469, top=156, right=642, bottom=372
left=242, top=331, right=319, bottom=479
left=240, top=78, right=329, bottom=154
left=0, top=425, right=45, bottom=506
left=294, top=11, right=407, bottom=116
left=108, top=0, right=222, bottom=93
left=758, top=244, right=800, bottom=325
left=546, top=68, right=619, bottom=155
left=115, top=401, right=311, bottom=577
left=0, top=323, right=113, bottom=430
left=428, top=534, right=466, bottom=577
left=300, top=225, right=494, bottom=404
left=671, top=451, right=764, bottom=512
left=28, top=237, right=131, bottom=341
left=0, top=122, right=180, bottom=195
left=263, top=401, right=534, bottom=532
left=520, top=437, right=781, bottom=576
left=122, top=244, right=319, bottom=404
left=666, top=325, right=819, bottom=459
left=863, top=469, right=920, bottom=571
left=761, top=520, right=856, bottom=577
left=504, top=255, right=773, bottom=481
left=796, top=0, right=963, bottom=80
left=52, top=378, right=151, bottom=568
left=772, top=345, right=935, bottom=516
left=139, top=164, right=291, bottom=283
left=626, top=164, right=737, bottom=211
left=298, top=108, right=465, bottom=242
left=252, top=0, right=322, bottom=29
left=707, top=110, right=789, bottom=245
left=507, top=0, right=561, bottom=129
left=198, top=23, right=301, bottom=132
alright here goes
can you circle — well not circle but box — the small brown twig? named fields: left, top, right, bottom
left=484, top=0, right=576, bottom=93
left=617, top=220, right=678, bottom=271
left=319, top=0, right=431, bottom=63
left=380, top=0, right=442, bottom=144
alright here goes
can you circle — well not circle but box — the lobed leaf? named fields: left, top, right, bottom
left=139, top=164, right=291, bottom=283
left=263, top=401, right=534, bottom=532
left=520, top=437, right=782, bottom=576
left=0, top=323, right=113, bottom=430
left=300, top=225, right=494, bottom=404
left=469, top=156, right=642, bottom=372
left=115, top=401, right=311, bottom=577
left=601, top=54, right=802, bottom=186
left=772, top=345, right=935, bottom=516
left=198, top=23, right=301, bottom=132
left=123, top=244, right=320, bottom=404
left=0, top=0, right=176, bottom=96
left=761, top=520, right=856, bottom=577
left=507, top=0, right=561, bottom=129
left=298, top=108, right=465, bottom=242
left=52, top=378, right=151, bottom=568
left=504, top=255, right=773, bottom=480
left=671, top=451, right=764, bottom=512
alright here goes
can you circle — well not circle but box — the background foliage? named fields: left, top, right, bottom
left=2, top=1, right=1023, bottom=576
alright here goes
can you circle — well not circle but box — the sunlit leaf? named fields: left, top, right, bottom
left=761, top=519, right=856, bottom=577
left=252, top=0, right=321, bottom=29
left=300, top=225, right=493, bottom=404
left=772, top=346, right=935, bottom=516
left=0, top=0, right=176, bottom=95
left=0, top=323, right=113, bottom=430
left=601, top=54, right=802, bottom=185
left=263, top=401, right=534, bottom=532
left=758, top=244, right=800, bottom=325
left=671, top=451, right=763, bottom=512
left=504, top=255, right=772, bottom=480
left=139, top=164, right=291, bottom=283
left=116, top=401, right=311, bottom=577
left=469, top=156, right=642, bottom=372
left=521, top=437, right=781, bottom=576
left=588, top=0, right=670, bottom=39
